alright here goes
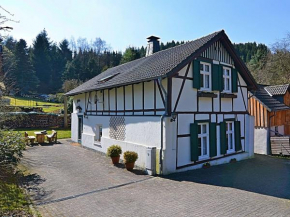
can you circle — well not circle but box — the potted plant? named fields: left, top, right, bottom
left=230, top=158, right=237, bottom=163
left=202, top=162, right=211, bottom=169
left=123, top=151, right=138, bottom=171
left=107, top=145, right=122, bottom=164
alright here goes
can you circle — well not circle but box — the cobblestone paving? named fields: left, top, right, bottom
left=22, top=140, right=290, bottom=217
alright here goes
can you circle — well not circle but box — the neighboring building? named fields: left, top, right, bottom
left=249, top=84, right=290, bottom=155
left=66, top=30, right=256, bottom=175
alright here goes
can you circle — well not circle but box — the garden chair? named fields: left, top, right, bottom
left=46, top=130, right=57, bottom=143
left=24, top=132, right=36, bottom=145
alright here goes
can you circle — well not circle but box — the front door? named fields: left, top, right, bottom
left=78, top=115, right=83, bottom=144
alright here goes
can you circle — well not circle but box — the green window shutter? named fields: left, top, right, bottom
left=212, top=64, right=220, bottom=91
left=220, top=122, right=227, bottom=154
left=219, top=65, right=224, bottom=91
left=234, top=121, right=242, bottom=151
left=190, top=123, right=199, bottom=161
left=209, top=123, right=217, bottom=157
left=193, top=60, right=200, bottom=89
left=232, top=68, right=238, bottom=92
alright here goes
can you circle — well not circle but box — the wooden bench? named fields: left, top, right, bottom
left=25, top=132, right=36, bottom=145
left=46, top=130, right=57, bottom=143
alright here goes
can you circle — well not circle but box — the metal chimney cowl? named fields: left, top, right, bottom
left=146, top=36, right=160, bottom=57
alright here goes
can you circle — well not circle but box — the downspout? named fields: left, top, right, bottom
left=268, top=111, right=276, bottom=155
left=158, top=77, right=168, bottom=175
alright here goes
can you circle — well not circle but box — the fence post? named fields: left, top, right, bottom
left=64, top=95, right=68, bottom=128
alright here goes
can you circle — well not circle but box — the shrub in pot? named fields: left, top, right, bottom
left=123, top=151, right=138, bottom=171
left=202, top=162, right=210, bottom=169
left=107, top=145, right=122, bottom=164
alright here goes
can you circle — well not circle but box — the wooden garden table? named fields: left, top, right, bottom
left=34, top=132, right=46, bottom=143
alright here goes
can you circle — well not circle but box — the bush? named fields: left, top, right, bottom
left=0, top=129, right=26, bottom=165
left=123, top=151, right=138, bottom=163
left=107, top=145, right=122, bottom=157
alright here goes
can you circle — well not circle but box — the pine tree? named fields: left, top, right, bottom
left=7, top=39, right=38, bottom=94
left=32, top=29, right=52, bottom=93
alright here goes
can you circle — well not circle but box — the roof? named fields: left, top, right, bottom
left=264, top=84, right=290, bottom=96
left=66, top=30, right=257, bottom=96
left=252, top=85, right=290, bottom=112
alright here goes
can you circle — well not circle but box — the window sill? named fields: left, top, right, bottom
left=227, top=149, right=235, bottom=154
left=197, top=91, right=218, bottom=98
left=198, top=155, right=210, bottom=161
left=220, top=93, right=237, bottom=98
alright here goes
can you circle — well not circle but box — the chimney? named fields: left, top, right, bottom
left=146, top=36, right=160, bottom=56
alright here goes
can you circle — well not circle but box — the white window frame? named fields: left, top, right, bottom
left=198, top=123, right=210, bottom=160
left=200, top=62, right=211, bottom=91
left=226, top=121, right=235, bottom=153
left=94, top=124, right=102, bottom=143
left=223, top=66, right=232, bottom=93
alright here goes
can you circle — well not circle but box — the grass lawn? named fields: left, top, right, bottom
left=0, top=167, right=33, bottom=216
left=4, top=96, right=64, bottom=113
left=17, top=128, right=71, bottom=139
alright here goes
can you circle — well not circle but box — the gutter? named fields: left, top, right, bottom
left=158, top=77, right=168, bottom=175
left=268, top=111, right=276, bottom=155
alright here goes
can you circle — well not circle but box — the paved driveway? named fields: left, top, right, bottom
left=21, top=140, right=290, bottom=217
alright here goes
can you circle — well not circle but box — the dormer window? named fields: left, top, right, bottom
left=223, top=67, right=231, bottom=92
left=200, top=62, right=211, bottom=91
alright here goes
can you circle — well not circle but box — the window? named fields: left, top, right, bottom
left=223, top=67, right=231, bottom=92
left=200, top=62, right=211, bottom=91
left=198, top=123, right=209, bottom=159
left=95, top=125, right=102, bottom=142
left=226, top=121, right=235, bottom=153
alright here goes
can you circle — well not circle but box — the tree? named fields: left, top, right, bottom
left=121, top=47, right=140, bottom=64
left=3, top=36, right=16, bottom=51
left=5, top=39, right=38, bottom=94
left=0, top=6, right=26, bottom=173
left=32, top=29, right=52, bottom=93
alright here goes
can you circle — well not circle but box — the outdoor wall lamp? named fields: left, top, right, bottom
left=170, top=112, right=177, bottom=122
left=76, top=105, right=82, bottom=112
left=77, top=99, right=81, bottom=103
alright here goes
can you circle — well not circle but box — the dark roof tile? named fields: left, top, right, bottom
left=66, top=31, right=222, bottom=96
left=252, top=85, right=290, bottom=112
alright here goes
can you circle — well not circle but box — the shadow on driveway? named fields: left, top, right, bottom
left=163, top=155, right=290, bottom=199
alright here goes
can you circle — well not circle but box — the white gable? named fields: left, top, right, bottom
left=201, top=40, right=234, bottom=65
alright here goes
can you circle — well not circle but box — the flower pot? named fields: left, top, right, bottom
left=125, top=162, right=135, bottom=171
left=202, top=164, right=210, bottom=169
left=111, top=156, right=120, bottom=164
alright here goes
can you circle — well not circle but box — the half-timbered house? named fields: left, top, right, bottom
left=66, top=30, right=256, bottom=175
left=249, top=84, right=290, bottom=155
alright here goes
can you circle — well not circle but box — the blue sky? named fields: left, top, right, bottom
left=2, top=0, right=290, bottom=51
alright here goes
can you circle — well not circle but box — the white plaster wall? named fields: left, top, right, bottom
left=103, top=89, right=109, bottom=115
left=254, top=127, right=268, bottom=155
left=199, top=98, right=212, bottom=112
left=172, top=78, right=197, bottom=112
left=162, top=117, right=177, bottom=174
left=73, top=93, right=85, bottom=113
left=221, top=98, right=232, bottom=112
left=144, top=81, right=154, bottom=109
left=117, top=87, right=124, bottom=112
left=71, top=113, right=79, bottom=142
left=156, top=78, right=167, bottom=110
left=177, top=152, right=251, bottom=173
left=124, top=85, right=133, bottom=115
left=80, top=116, right=161, bottom=169
left=178, top=114, right=194, bottom=135
left=109, top=88, right=116, bottom=111
left=245, top=115, right=255, bottom=157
